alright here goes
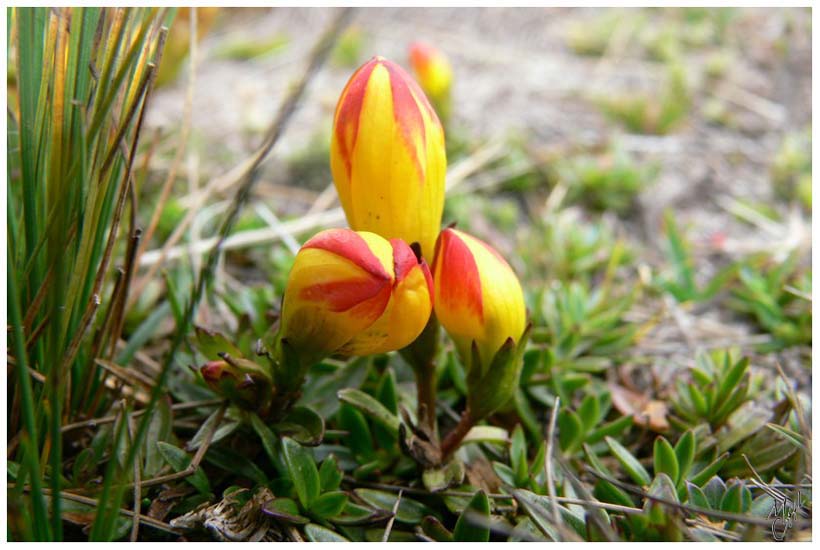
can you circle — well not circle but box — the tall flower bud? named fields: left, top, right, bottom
left=279, top=228, right=434, bottom=368
left=330, top=56, right=446, bottom=259
left=408, top=42, right=453, bottom=122
left=432, top=228, right=528, bottom=419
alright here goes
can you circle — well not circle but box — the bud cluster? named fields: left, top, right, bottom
left=199, top=52, right=528, bottom=467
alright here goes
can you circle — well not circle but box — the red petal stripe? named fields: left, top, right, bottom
left=299, top=277, right=391, bottom=314
left=384, top=60, right=439, bottom=184
left=334, top=58, right=378, bottom=180
left=434, top=229, right=483, bottom=322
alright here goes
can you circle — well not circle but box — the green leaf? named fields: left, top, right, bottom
left=304, top=523, right=350, bottom=542
left=512, top=489, right=559, bottom=541
left=688, top=383, right=709, bottom=416
left=353, top=489, right=434, bottom=524
left=643, top=473, right=679, bottom=531
left=493, top=462, right=516, bottom=486
left=453, top=490, right=491, bottom=542
left=337, top=388, right=400, bottom=437
left=689, top=453, right=729, bottom=486
left=510, top=424, right=528, bottom=484
left=373, top=368, right=399, bottom=448
left=766, top=422, right=807, bottom=450
left=587, top=414, right=633, bottom=444
left=421, top=516, right=454, bottom=542
left=310, top=491, right=348, bottom=519
left=263, top=497, right=309, bottom=524
left=143, top=398, right=172, bottom=477
left=674, top=430, right=696, bottom=483
left=188, top=406, right=235, bottom=451
left=718, top=357, right=748, bottom=401
left=686, top=482, right=710, bottom=510
left=702, top=476, right=727, bottom=510
left=282, top=437, right=321, bottom=509
left=319, top=455, right=343, bottom=492
left=156, top=442, right=210, bottom=495
left=606, top=436, right=651, bottom=486
left=250, top=413, right=285, bottom=474
left=577, top=394, right=601, bottom=431
left=529, top=442, right=546, bottom=479
left=337, top=403, right=375, bottom=461
left=72, top=448, right=96, bottom=485
left=653, top=436, right=679, bottom=484
left=558, top=410, right=584, bottom=453
left=301, top=357, right=370, bottom=418
left=204, top=447, right=268, bottom=486
left=329, top=502, right=392, bottom=526
left=376, top=367, right=398, bottom=413
left=719, top=480, right=749, bottom=514
left=274, top=406, right=325, bottom=446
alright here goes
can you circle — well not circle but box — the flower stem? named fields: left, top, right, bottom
left=415, top=364, right=437, bottom=435
left=439, top=408, right=475, bottom=462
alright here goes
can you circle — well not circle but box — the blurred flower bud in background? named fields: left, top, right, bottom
left=408, top=41, right=453, bottom=123
left=156, top=7, right=221, bottom=87
left=330, top=56, right=446, bottom=260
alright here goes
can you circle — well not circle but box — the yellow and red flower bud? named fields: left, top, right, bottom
left=408, top=42, right=453, bottom=110
left=280, top=228, right=434, bottom=363
left=330, top=56, right=446, bottom=260
left=431, top=228, right=527, bottom=373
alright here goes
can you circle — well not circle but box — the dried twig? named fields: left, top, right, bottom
left=137, top=136, right=507, bottom=267
left=60, top=398, right=223, bottom=433
left=381, top=489, right=402, bottom=542
left=136, top=403, right=226, bottom=489
left=584, top=466, right=811, bottom=529
left=544, top=396, right=562, bottom=531
left=22, top=487, right=180, bottom=535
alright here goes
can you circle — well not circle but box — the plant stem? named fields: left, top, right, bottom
left=439, top=408, right=475, bottom=462
left=415, top=364, right=437, bottom=434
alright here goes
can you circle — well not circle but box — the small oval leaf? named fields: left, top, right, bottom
left=453, top=490, right=491, bottom=542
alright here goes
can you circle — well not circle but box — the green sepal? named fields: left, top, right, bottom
left=466, top=324, right=532, bottom=421
left=194, top=326, right=244, bottom=360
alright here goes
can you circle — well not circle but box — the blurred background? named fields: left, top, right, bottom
left=145, top=6, right=811, bottom=255
left=140, top=7, right=811, bottom=369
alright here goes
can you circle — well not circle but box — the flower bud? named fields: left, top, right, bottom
left=432, top=228, right=527, bottom=374
left=280, top=228, right=434, bottom=365
left=198, top=357, right=273, bottom=412
left=330, top=56, right=446, bottom=259
left=432, top=228, right=529, bottom=419
left=408, top=42, right=452, bottom=120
